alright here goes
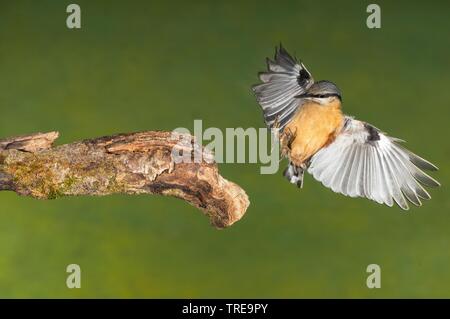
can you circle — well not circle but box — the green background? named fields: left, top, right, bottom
left=0, top=0, right=448, bottom=298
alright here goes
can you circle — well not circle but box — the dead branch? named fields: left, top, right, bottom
left=0, top=131, right=249, bottom=228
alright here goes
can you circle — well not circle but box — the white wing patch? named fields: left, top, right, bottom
left=308, top=118, right=440, bottom=209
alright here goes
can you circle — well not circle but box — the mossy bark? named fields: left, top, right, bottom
left=0, top=131, right=249, bottom=228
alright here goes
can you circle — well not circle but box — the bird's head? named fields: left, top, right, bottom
left=296, top=80, right=342, bottom=105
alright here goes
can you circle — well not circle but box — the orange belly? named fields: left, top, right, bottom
left=282, top=99, right=344, bottom=166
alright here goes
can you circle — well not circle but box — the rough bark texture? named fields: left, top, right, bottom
left=0, top=131, right=249, bottom=228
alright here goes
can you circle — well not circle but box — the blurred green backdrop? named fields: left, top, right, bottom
left=0, top=0, right=449, bottom=298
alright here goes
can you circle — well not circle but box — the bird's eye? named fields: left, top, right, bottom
left=318, top=95, right=325, bottom=98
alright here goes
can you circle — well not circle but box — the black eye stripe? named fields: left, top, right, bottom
left=313, top=93, right=334, bottom=98
left=294, top=93, right=342, bottom=101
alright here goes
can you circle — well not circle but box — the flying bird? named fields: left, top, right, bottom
left=252, top=45, right=440, bottom=209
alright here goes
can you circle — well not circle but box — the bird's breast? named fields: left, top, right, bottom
left=283, top=100, right=344, bottom=165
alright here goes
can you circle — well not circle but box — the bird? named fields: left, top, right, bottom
left=252, top=44, right=440, bottom=210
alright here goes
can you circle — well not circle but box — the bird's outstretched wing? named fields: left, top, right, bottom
left=252, top=45, right=314, bottom=131
left=308, top=117, right=440, bottom=209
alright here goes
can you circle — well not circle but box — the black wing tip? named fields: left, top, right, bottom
left=412, top=154, right=439, bottom=172
left=276, top=43, right=295, bottom=60
left=391, top=138, right=440, bottom=172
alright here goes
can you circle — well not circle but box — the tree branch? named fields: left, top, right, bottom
left=0, top=131, right=249, bottom=228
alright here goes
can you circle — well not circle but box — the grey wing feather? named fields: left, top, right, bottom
left=252, top=45, right=314, bottom=131
left=308, top=117, right=440, bottom=210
